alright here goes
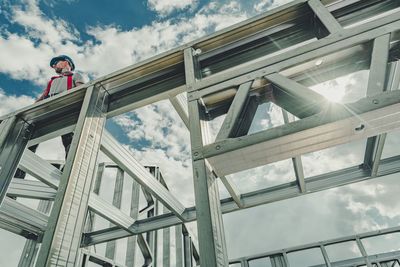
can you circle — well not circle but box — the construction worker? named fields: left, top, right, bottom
left=14, top=55, right=84, bottom=178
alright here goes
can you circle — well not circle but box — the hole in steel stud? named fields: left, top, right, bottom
left=355, top=124, right=365, bottom=131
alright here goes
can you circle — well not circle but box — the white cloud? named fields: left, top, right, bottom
left=254, top=0, right=295, bottom=13
left=0, top=89, right=35, bottom=116
left=147, top=0, right=198, bottom=16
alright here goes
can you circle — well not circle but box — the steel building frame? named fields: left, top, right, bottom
left=229, top=226, right=400, bottom=267
left=0, top=0, right=400, bottom=266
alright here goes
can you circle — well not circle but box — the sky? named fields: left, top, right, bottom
left=0, top=0, right=400, bottom=266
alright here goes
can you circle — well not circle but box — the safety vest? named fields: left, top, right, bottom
left=42, top=73, right=74, bottom=99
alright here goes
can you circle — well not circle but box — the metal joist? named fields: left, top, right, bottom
left=0, top=197, right=48, bottom=240
left=308, top=0, right=343, bottom=35
left=125, top=179, right=140, bottom=267
left=105, top=167, right=124, bottom=261
left=7, top=179, right=56, bottom=200
left=215, top=81, right=253, bottom=141
left=267, top=72, right=327, bottom=119
left=36, top=85, right=108, bottom=266
left=186, top=46, right=229, bottom=267
left=88, top=194, right=136, bottom=233
left=18, top=200, right=52, bottom=267
left=169, top=93, right=189, bottom=128
left=203, top=91, right=400, bottom=176
left=101, top=131, right=186, bottom=220
left=364, top=33, right=392, bottom=173
left=229, top=225, right=400, bottom=265
left=18, top=149, right=61, bottom=189
left=192, top=10, right=400, bottom=97
left=0, top=117, right=32, bottom=204
left=81, top=154, right=400, bottom=246
left=282, top=110, right=306, bottom=193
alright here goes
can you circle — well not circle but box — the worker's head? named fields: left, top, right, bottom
left=50, top=55, right=75, bottom=74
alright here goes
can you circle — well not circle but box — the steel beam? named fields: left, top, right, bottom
left=36, top=85, right=108, bottom=266
left=162, top=207, right=171, bottom=267
left=202, top=91, right=400, bottom=176
left=215, top=81, right=252, bottom=140
left=169, top=94, right=189, bottom=129
left=282, top=111, right=306, bottom=193
left=229, top=225, right=400, bottom=265
left=88, top=194, right=136, bottom=232
left=101, top=131, right=186, bottom=220
left=308, top=0, right=343, bottom=35
left=7, top=179, right=56, bottom=200
left=0, top=117, right=32, bottom=204
left=356, top=237, right=373, bottom=267
left=192, top=12, right=400, bottom=97
left=18, top=200, right=52, bottom=267
left=219, top=175, right=243, bottom=208
left=175, top=224, right=184, bottom=267
left=364, top=34, right=391, bottom=172
left=138, top=233, right=153, bottom=266
left=186, top=46, right=229, bottom=267
left=0, top=197, right=48, bottom=240
left=18, top=149, right=61, bottom=189
left=81, top=154, right=400, bottom=245
left=105, top=167, right=124, bottom=261
left=267, top=73, right=326, bottom=119
left=125, top=179, right=140, bottom=267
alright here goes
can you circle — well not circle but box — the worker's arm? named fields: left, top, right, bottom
left=73, top=73, right=85, bottom=87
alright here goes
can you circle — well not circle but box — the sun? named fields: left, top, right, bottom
left=310, top=79, right=349, bottom=103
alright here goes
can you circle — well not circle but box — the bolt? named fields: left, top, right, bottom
left=216, top=145, right=221, bottom=150
left=372, top=99, right=379, bottom=104
left=194, top=152, right=199, bottom=156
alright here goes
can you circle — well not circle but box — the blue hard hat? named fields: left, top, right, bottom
left=50, top=55, right=75, bottom=70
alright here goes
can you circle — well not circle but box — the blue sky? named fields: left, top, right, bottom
left=1, top=0, right=400, bottom=266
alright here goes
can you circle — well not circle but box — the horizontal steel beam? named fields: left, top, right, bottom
left=230, top=225, right=400, bottom=263
left=202, top=91, right=400, bottom=176
left=81, top=155, right=400, bottom=246
left=191, top=7, right=400, bottom=94
left=7, top=179, right=56, bottom=200
left=0, top=197, right=48, bottom=240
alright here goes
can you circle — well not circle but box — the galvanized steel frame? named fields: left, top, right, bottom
left=0, top=0, right=399, bottom=266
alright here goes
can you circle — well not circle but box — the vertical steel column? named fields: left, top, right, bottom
left=183, top=229, right=192, bottom=267
left=356, top=238, right=373, bottom=267
left=163, top=206, right=171, bottom=267
left=125, top=179, right=140, bottom=267
left=35, top=85, right=108, bottom=266
left=282, top=110, right=306, bottom=193
left=175, top=224, right=184, bottom=267
left=363, top=34, right=391, bottom=172
left=85, top=162, right=105, bottom=233
left=241, top=259, right=249, bottom=267
left=105, top=167, right=124, bottom=260
left=0, top=117, right=32, bottom=204
left=154, top=168, right=161, bottom=267
left=18, top=200, right=52, bottom=267
left=185, top=47, right=229, bottom=266
left=320, top=245, right=332, bottom=267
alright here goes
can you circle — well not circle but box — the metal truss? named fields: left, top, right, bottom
left=229, top=226, right=400, bottom=267
left=0, top=0, right=400, bottom=266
